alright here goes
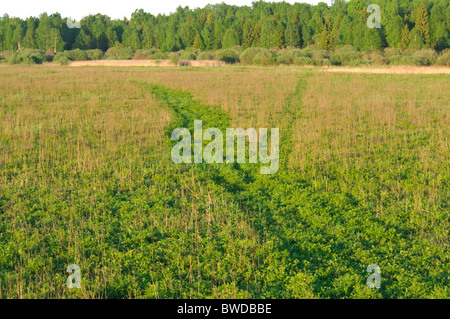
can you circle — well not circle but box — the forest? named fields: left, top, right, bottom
left=0, top=0, right=449, bottom=55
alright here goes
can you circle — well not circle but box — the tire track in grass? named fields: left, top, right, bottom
left=133, top=79, right=377, bottom=298
left=133, top=76, right=443, bottom=298
left=132, top=78, right=320, bottom=298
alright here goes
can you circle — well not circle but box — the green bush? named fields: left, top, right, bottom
left=86, top=49, right=104, bottom=60
left=0, top=51, right=13, bottom=64
left=168, top=52, right=180, bottom=65
left=286, top=49, right=312, bottom=59
left=304, top=45, right=330, bottom=61
left=334, top=45, right=356, bottom=54
left=252, top=49, right=276, bottom=66
left=132, top=52, right=150, bottom=60
left=44, top=49, right=55, bottom=62
left=230, top=45, right=243, bottom=53
left=182, top=48, right=201, bottom=55
left=365, top=51, right=387, bottom=65
left=105, top=47, right=134, bottom=60
left=348, top=59, right=372, bottom=66
left=412, top=49, right=437, bottom=65
left=7, top=54, right=20, bottom=65
left=64, top=49, right=88, bottom=61
left=383, top=47, right=401, bottom=59
left=28, top=53, right=43, bottom=64
left=239, top=48, right=263, bottom=64
left=147, top=52, right=168, bottom=60
left=7, top=49, right=45, bottom=65
left=197, top=52, right=214, bottom=60
left=276, top=54, right=293, bottom=65
left=179, top=51, right=197, bottom=60
left=293, top=56, right=314, bottom=66
left=53, top=52, right=70, bottom=65
left=133, top=50, right=161, bottom=60
left=215, top=49, right=239, bottom=63
left=388, top=55, right=405, bottom=65
left=317, top=58, right=331, bottom=66
left=435, top=49, right=450, bottom=66
left=388, top=55, right=429, bottom=66
left=329, top=50, right=363, bottom=66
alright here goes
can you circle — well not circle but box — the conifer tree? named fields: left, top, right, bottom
left=213, top=19, right=225, bottom=49
left=259, top=19, right=276, bottom=48
left=386, top=15, right=403, bottom=48
left=142, top=24, right=155, bottom=49
left=433, top=23, right=448, bottom=51
left=330, top=14, right=341, bottom=50
left=399, top=23, right=410, bottom=50
left=285, top=21, right=300, bottom=47
left=12, top=19, right=24, bottom=50
left=23, top=17, right=37, bottom=49
left=252, top=19, right=262, bottom=47
left=193, top=33, right=203, bottom=49
left=409, top=27, right=424, bottom=49
left=338, top=16, right=352, bottom=46
left=363, top=28, right=383, bottom=51
left=73, top=29, right=90, bottom=50
left=302, top=24, right=313, bottom=47
left=201, top=27, right=213, bottom=50
left=273, top=22, right=284, bottom=48
left=242, top=19, right=254, bottom=48
left=416, top=2, right=431, bottom=47
left=106, top=26, right=118, bottom=48
left=319, top=15, right=333, bottom=50
left=222, top=28, right=239, bottom=48
left=201, top=14, right=214, bottom=50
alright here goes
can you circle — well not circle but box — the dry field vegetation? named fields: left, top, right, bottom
left=69, top=60, right=227, bottom=67
left=320, top=66, right=450, bottom=75
left=0, top=65, right=449, bottom=298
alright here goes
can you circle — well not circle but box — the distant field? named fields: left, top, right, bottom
left=320, top=65, right=450, bottom=74
left=0, top=65, right=448, bottom=298
left=67, top=60, right=450, bottom=75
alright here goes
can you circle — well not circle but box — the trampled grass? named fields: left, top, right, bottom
left=0, top=65, right=448, bottom=298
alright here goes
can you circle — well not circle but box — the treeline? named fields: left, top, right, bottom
left=0, top=0, right=449, bottom=54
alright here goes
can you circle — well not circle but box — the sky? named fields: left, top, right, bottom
left=1, top=0, right=332, bottom=20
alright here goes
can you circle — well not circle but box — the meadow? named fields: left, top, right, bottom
left=0, top=64, right=448, bottom=298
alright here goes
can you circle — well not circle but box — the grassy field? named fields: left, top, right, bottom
left=0, top=65, right=449, bottom=298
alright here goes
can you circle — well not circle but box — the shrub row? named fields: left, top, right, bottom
left=3, top=46, right=449, bottom=67
left=2, top=49, right=52, bottom=65
left=53, top=49, right=104, bottom=65
left=237, top=46, right=449, bottom=67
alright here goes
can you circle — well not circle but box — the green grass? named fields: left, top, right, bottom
left=0, top=66, right=448, bottom=298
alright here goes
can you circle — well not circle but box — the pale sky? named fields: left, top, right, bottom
left=1, top=0, right=332, bottom=20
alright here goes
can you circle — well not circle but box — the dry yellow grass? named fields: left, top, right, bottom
left=320, top=65, right=450, bottom=74
left=1, top=64, right=449, bottom=299
left=70, top=61, right=450, bottom=75
left=132, top=67, right=302, bottom=130
left=1, top=65, right=295, bottom=298
left=291, top=71, right=449, bottom=244
left=69, top=59, right=226, bottom=67
left=0, top=66, right=172, bottom=298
